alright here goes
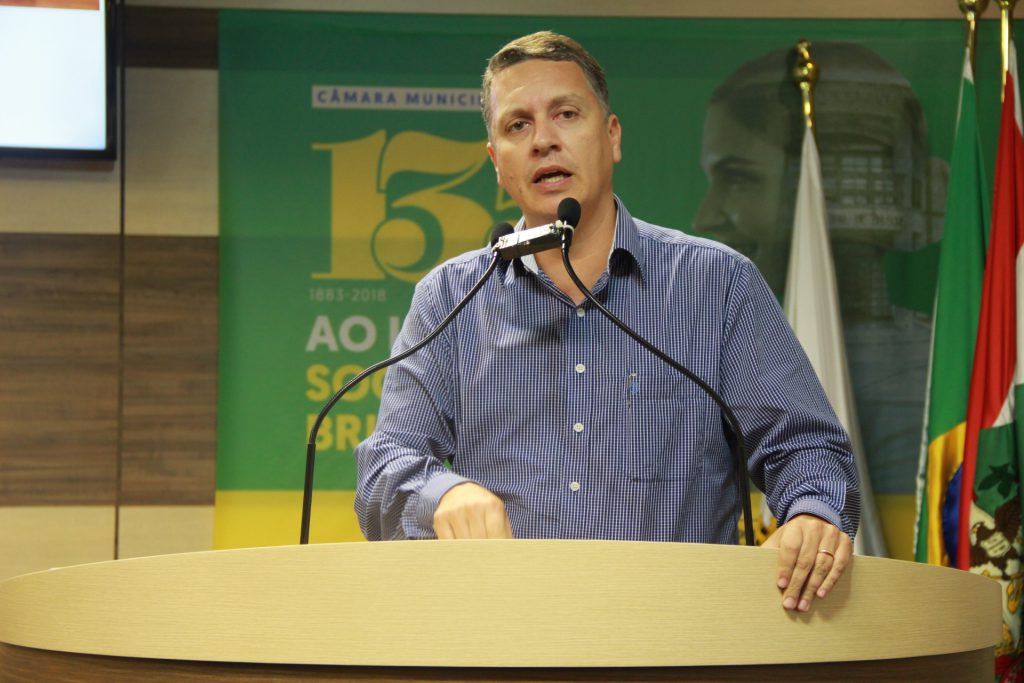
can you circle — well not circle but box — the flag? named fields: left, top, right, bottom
left=914, top=48, right=990, bottom=568
left=959, top=41, right=1024, bottom=678
left=781, top=126, right=887, bottom=557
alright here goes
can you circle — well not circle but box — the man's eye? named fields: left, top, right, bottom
left=507, top=120, right=528, bottom=133
left=558, top=110, right=577, bottom=120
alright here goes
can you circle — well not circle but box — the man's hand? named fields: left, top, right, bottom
left=433, top=482, right=513, bottom=539
left=762, top=513, right=852, bottom=612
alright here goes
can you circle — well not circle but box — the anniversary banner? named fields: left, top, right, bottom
left=217, top=11, right=1004, bottom=551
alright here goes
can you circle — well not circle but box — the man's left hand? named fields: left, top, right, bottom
left=761, top=513, right=852, bottom=612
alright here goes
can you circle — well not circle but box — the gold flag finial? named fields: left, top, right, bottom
left=960, top=0, right=990, bottom=69
left=792, top=39, right=818, bottom=133
left=999, top=0, right=1018, bottom=98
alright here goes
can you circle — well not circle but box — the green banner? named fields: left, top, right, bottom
left=218, top=11, right=1006, bottom=545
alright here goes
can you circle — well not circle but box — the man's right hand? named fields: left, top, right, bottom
left=433, top=482, right=513, bottom=539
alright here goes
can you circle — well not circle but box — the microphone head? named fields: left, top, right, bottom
left=557, top=197, right=582, bottom=228
left=489, top=222, right=515, bottom=248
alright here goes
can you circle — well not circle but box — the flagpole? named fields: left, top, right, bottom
left=785, top=39, right=888, bottom=557
left=1000, top=0, right=1018, bottom=98
left=961, top=0, right=989, bottom=70
left=793, top=39, right=817, bottom=134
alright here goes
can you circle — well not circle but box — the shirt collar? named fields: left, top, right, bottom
left=502, top=195, right=646, bottom=286
left=610, top=197, right=646, bottom=281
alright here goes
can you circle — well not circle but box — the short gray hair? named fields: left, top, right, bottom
left=481, top=31, right=611, bottom=134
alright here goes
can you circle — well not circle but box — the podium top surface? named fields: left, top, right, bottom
left=0, top=539, right=1002, bottom=667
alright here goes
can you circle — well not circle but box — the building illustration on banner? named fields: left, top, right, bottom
left=695, top=41, right=948, bottom=502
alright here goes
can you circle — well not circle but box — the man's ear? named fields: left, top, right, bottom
left=487, top=141, right=498, bottom=169
left=487, top=141, right=502, bottom=184
left=607, top=114, right=623, bottom=164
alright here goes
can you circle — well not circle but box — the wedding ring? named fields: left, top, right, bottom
left=818, top=548, right=835, bottom=558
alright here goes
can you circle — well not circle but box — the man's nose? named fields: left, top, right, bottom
left=532, top=119, right=561, bottom=155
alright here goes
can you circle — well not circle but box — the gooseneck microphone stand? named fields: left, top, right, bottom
left=556, top=201, right=755, bottom=546
left=299, top=224, right=514, bottom=544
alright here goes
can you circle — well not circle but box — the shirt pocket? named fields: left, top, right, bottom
left=618, top=367, right=711, bottom=482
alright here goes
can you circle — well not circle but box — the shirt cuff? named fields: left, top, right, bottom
left=411, top=472, right=473, bottom=537
left=784, top=498, right=849, bottom=538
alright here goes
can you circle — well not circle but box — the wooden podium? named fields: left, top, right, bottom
left=0, top=540, right=1001, bottom=681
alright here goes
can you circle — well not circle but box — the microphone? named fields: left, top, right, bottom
left=556, top=197, right=581, bottom=250
left=493, top=224, right=561, bottom=260
left=492, top=200, right=579, bottom=260
left=556, top=198, right=755, bottom=546
left=299, top=222, right=513, bottom=544
left=490, top=222, right=515, bottom=248
left=557, top=197, right=582, bottom=226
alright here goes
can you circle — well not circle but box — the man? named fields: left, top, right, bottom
left=355, top=31, right=860, bottom=613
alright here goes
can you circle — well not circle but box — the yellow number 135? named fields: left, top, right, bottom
left=313, top=130, right=494, bottom=283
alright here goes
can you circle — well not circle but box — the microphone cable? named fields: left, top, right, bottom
left=556, top=198, right=755, bottom=546
left=299, top=223, right=515, bottom=544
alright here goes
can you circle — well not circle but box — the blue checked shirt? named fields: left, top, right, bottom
left=355, top=200, right=860, bottom=543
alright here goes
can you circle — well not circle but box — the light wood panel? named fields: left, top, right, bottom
left=125, top=68, right=218, bottom=237
left=117, top=505, right=213, bottom=558
left=0, top=160, right=120, bottom=235
left=121, top=235, right=217, bottom=504
left=0, top=507, right=114, bottom=582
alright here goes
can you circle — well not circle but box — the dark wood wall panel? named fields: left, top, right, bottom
left=121, top=236, right=217, bottom=505
left=124, top=6, right=218, bottom=70
left=0, top=234, right=119, bottom=505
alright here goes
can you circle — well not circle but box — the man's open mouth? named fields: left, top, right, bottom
left=533, top=168, right=573, bottom=184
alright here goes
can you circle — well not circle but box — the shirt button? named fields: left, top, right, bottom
left=575, top=307, right=585, bottom=317
left=569, top=481, right=581, bottom=492
left=573, top=422, right=584, bottom=433
left=575, top=363, right=586, bottom=374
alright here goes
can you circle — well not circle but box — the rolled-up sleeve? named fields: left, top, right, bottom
left=718, top=259, right=861, bottom=539
left=354, top=270, right=473, bottom=540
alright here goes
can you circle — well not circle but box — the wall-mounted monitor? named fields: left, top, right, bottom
left=0, top=0, right=116, bottom=159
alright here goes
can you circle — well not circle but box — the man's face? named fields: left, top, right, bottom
left=694, top=102, right=790, bottom=293
left=486, top=59, right=622, bottom=228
